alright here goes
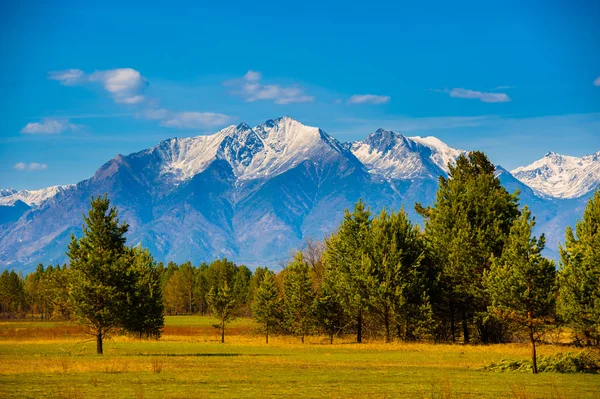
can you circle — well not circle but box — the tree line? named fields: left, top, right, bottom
left=1, top=152, right=599, bottom=372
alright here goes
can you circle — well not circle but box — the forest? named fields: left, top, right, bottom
left=1, top=152, right=599, bottom=375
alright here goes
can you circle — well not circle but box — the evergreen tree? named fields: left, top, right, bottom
left=485, top=207, right=556, bottom=374
left=323, top=199, right=372, bottom=343
left=122, top=247, right=165, bottom=339
left=283, top=252, right=316, bottom=343
left=315, top=272, right=347, bottom=344
left=67, top=195, right=130, bottom=354
left=417, top=151, right=519, bottom=343
left=558, top=190, right=600, bottom=345
left=178, top=261, right=196, bottom=314
left=164, top=270, right=188, bottom=315
left=206, top=281, right=237, bottom=343
left=251, top=271, right=281, bottom=343
left=367, top=208, right=434, bottom=342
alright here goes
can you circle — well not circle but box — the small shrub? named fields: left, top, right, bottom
left=483, top=350, right=600, bottom=373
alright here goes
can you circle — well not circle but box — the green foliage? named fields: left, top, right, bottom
left=486, top=207, right=557, bottom=373
left=121, top=247, right=164, bottom=339
left=67, top=195, right=131, bottom=353
left=486, top=207, right=557, bottom=326
left=206, top=281, right=237, bottom=343
left=484, top=350, right=600, bottom=374
left=283, top=252, right=316, bottom=343
left=314, top=273, right=347, bottom=344
left=0, top=269, right=26, bottom=316
left=323, top=199, right=372, bottom=342
left=417, top=151, right=520, bottom=343
left=251, top=271, right=281, bottom=343
left=67, top=194, right=164, bottom=353
left=558, top=190, right=600, bottom=345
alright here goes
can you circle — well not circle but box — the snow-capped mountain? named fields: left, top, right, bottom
left=152, top=116, right=356, bottom=183
left=0, top=185, right=75, bottom=206
left=0, top=189, right=18, bottom=197
left=511, top=151, right=600, bottom=199
left=0, top=116, right=596, bottom=271
left=350, top=129, right=465, bottom=179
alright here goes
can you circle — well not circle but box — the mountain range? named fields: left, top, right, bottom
left=1, top=116, right=598, bottom=271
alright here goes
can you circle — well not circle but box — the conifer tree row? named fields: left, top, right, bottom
left=2, top=160, right=599, bottom=357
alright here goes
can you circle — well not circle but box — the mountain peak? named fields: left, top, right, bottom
left=512, top=150, right=600, bottom=199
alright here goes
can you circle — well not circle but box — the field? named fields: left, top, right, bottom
left=0, top=317, right=598, bottom=398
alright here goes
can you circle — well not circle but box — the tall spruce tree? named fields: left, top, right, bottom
left=315, top=271, right=348, bottom=344
left=67, top=195, right=130, bottom=354
left=367, top=207, right=435, bottom=342
left=122, top=247, right=165, bottom=339
left=558, top=189, right=600, bottom=345
left=485, top=207, right=556, bottom=374
left=283, top=252, right=316, bottom=343
left=323, top=199, right=372, bottom=343
left=206, top=281, right=237, bottom=343
left=251, top=271, right=281, bottom=343
left=417, top=151, right=519, bottom=343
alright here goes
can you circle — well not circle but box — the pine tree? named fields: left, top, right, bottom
left=417, top=152, right=519, bottom=343
left=485, top=207, right=556, bottom=374
left=558, top=190, right=600, bottom=345
left=122, top=247, right=165, bottom=339
left=323, top=199, right=372, bottom=343
left=164, top=270, right=188, bottom=315
left=315, top=272, right=347, bottom=344
left=251, top=271, right=281, bottom=343
left=283, top=252, right=315, bottom=343
left=67, top=195, right=130, bottom=354
left=367, top=207, right=433, bottom=342
left=206, top=281, right=237, bottom=343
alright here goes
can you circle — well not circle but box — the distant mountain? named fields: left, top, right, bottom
left=512, top=151, right=600, bottom=199
left=0, top=185, right=75, bottom=206
left=0, top=116, right=596, bottom=271
left=349, top=129, right=466, bottom=179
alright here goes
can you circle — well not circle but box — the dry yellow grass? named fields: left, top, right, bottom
left=0, top=317, right=599, bottom=398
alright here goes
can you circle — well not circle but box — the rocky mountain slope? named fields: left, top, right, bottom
left=1, top=117, right=597, bottom=271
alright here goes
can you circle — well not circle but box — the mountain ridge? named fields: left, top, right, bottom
left=1, top=117, right=598, bottom=271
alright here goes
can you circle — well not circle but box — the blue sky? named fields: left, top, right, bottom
left=1, top=0, right=599, bottom=190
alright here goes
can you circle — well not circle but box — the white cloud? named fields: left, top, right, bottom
left=347, top=94, right=390, bottom=105
left=448, top=88, right=511, bottom=103
left=160, top=112, right=235, bottom=129
left=48, top=68, right=148, bottom=104
left=14, top=162, right=48, bottom=171
left=138, top=108, right=171, bottom=120
left=48, top=69, right=85, bottom=86
left=20, top=118, right=79, bottom=134
left=225, top=71, right=314, bottom=104
left=594, top=76, right=600, bottom=86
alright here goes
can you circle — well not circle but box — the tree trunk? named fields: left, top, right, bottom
left=462, top=312, right=470, bottom=344
left=330, top=332, right=334, bottom=344
left=384, top=307, right=391, bottom=343
left=449, top=303, right=456, bottom=343
left=529, top=328, right=538, bottom=374
left=357, top=308, right=363, bottom=343
left=301, top=333, right=305, bottom=344
left=221, top=321, right=225, bottom=343
left=528, top=316, right=538, bottom=374
left=96, top=331, right=103, bottom=355
left=265, top=323, right=269, bottom=344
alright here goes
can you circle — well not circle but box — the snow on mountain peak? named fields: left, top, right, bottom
left=0, top=185, right=75, bottom=207
left=511, top=151, right=600, bottom=199
left=154, top=116, right=348, bottom=182
left=351, top=130, right=465, bottom=179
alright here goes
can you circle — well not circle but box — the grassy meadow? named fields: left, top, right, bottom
left=0, top=316, right=598, bottom=398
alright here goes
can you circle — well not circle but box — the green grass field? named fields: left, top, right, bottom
left=0, top=317, right=598, bottom=398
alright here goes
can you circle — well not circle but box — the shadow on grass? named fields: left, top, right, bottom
left=131, top=353, right=279, bottom=357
